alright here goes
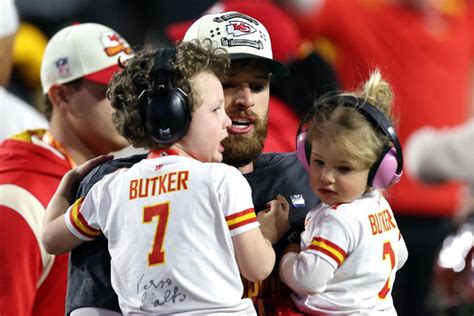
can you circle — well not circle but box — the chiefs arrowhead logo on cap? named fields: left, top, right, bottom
left=226, top=21, right=256, bottom=36
left=100, top=31, right=133, bottom=57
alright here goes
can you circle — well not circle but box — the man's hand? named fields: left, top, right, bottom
left=257, top=194, right=290, bottom=245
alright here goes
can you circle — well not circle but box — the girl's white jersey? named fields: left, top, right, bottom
left=291, top=191, right=408, bottom=315
left=65, top=154, right=258, bottom=315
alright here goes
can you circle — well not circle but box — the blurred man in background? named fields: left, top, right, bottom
left=0, top=0, right=47, bottom=140
left=0, top=22, right=132, bottom=316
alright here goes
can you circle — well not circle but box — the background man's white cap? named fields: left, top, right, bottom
left=184, top=11, right=288, bottom=76
left=0, top=0, right=19, bottom=37
left=40, top=23, right=133, bottom=94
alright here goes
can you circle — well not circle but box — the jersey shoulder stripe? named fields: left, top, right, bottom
left=308, top=236, right=347, bottom=266
left=226, top=208, right=256, bottom=231
left=69, top=197, right=101, bottom=239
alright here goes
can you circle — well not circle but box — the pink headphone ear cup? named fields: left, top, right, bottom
left=296, top=130, right=310, bottom=172
left=372, top=147, right=402, bottom=189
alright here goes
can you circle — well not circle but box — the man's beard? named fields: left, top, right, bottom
left=222, top=113, right=268, bottom=168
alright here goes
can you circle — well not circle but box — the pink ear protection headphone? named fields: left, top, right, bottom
left=296, top=95, right=403, bottom=189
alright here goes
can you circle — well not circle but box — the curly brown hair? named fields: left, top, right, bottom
left=107, top=39, right=229, bottom=149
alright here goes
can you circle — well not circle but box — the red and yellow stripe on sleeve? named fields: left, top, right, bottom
left=69, top=197, right=101, bottom=239
left=308, top=237, right=347, bottom=266
left=226, top=208, right=256, bottom=231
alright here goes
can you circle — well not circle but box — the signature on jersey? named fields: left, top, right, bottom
left=137, top=274, right=187, bottom=307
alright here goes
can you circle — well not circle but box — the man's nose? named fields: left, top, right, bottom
left=233, top=83, right=254, bottom=109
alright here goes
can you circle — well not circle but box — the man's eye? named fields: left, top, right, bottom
left=221, top=83, right=236, bottom=90
left=250, top=83, right=266, bottom=92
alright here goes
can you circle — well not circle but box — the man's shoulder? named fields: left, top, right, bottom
left=252, top=152, right=303, bottom=176
left=257, top=152, right=299, bottom=165
left=77, top=153, right=147, bottom=198
left=0, top=135, right=59, bottom=166
left=90, top=153, right=147, bottom=177
left=0, top=137, right=69, bottom=202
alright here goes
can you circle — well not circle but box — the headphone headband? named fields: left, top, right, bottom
left=140, top=47, right=191, bottom=145
left=153, top=47, right=176, bottom=72
left=152, top=47, right=177, bottom=91
left=335, top=96, right=403, bottom=174
left=296, top=94, right=404, bottom=189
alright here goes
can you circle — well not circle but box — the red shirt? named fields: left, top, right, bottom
left=0, top=130, right=71, bottom=316
left=264, top=96, right=300, bottom=153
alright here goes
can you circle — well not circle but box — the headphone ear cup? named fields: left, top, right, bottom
left=296, top=129, right=310, bottom=172
left=370, top=147, right=402, bottom=189
left=145, top=88, right=191, bottom=145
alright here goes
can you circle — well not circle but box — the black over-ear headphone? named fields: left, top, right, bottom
left=296, top=95, right=403, bottom=189
left=140, top=47, right=191, bottom=145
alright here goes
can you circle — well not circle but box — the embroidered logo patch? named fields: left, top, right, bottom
left=290, top=194, right=306, bottom=208
left=100, top=31, right=133, bottom=57
left=226, top=21, right=256, bottom=37
left=55, top=58, right=70, bottom=77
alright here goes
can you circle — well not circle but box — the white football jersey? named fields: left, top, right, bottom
left=65, top=153, right=258, bottom=315
left=292, top=191, right=407, bottom=315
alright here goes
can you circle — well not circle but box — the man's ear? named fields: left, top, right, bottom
left=47, top=84, right=73, bottom=110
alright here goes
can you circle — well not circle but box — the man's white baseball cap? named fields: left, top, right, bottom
left=184, top=11, right=288, bottom=76
left=40, top=23, right=133, bottom=94
left=0, top=0, right=19, bottom=37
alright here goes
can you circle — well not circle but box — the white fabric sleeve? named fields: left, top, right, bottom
left=280, top=251, right=335, bottom=295
left=214, top=164, right=259, bottom=237
left=305, top=211, right=351, bottom=269
left=405, top=119, right=474, bottom=184
left=64, top=180, right=104, bottom=241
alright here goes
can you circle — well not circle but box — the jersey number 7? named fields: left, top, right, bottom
left=379, top=241, right=396, bottom=299
left=143, top=203, right=170, bottom=266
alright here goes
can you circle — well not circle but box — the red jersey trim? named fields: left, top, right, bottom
left=69, top=197, right=101, bottom=239
left=308, top=236, right=347, bottom=266
left=226, top=208, right=257, bottom=231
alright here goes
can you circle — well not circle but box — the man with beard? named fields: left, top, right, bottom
left=65, top=11, right=319, bottom=316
